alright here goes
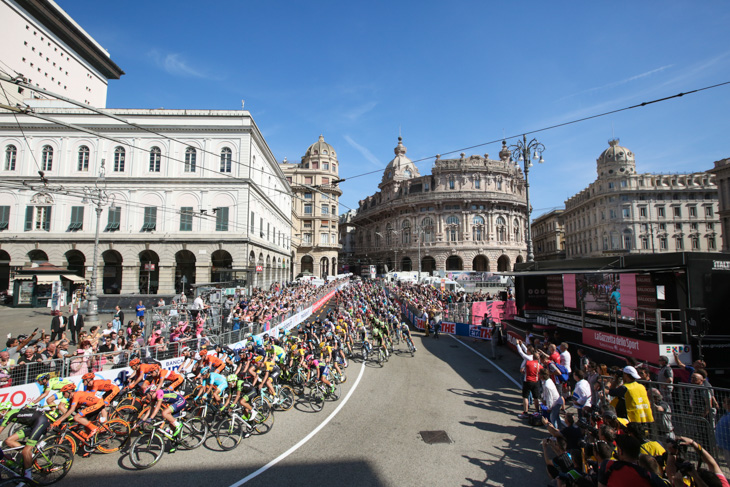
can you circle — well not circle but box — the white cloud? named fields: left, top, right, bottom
left=559, top=65, right=674, bottom=101
left=344, top=135, right=382, bottom=167
left=148, top=50, right=219, bottom=80
left=344, top=101, right=378, bottom=121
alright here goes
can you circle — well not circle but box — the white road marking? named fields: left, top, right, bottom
left=228, top=360, right=367, bottom=487
left=448, top=334, right=522, bottom=388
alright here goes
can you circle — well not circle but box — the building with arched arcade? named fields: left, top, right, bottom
left=0, top=108, right=292, bottom=296
left=350, top=137, right=528, bottom=274
left=281, top=135, right=342, bottom=280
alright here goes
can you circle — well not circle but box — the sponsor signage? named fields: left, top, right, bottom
left=712, top=260, right=730, bottom=271
left=583, top=328, right=692, bottom=365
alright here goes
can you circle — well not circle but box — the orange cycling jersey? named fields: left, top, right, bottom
left=204, top=354, right=223, bottom=367
left=70, top=391, right=103, bottom=408
left=137, top=363, right=161, bottom=377
left=89, top=380, right=119, bottom=393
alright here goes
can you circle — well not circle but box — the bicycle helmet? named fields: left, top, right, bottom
left=82, top=372, right=95, bottom=382
left=200, top=367, right=211, bottom=376
left=0, top=402, right=12, bottom=413
left=60, top=384, right=76, bottom=394
left=129, top=358, right=141, bottom=367
left=36, top=373, right=51, bottom=382
left=227, top=374, right=238, bottom=383
left=181, top=346, right=191, bottom=353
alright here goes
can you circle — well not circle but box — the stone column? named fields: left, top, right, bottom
left=120, top=265, right=139, bottom=294
left=157, top=262, right=176, bottom=295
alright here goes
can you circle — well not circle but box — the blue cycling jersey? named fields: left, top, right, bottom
left=205, top=372, right=228, bottom=390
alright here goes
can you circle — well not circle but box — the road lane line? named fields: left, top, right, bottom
left=448, top=335, right=521, bottom=388
left=228, top=359, right=367, bottom=487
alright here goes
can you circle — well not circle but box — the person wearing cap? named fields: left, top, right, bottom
left=608, top=366, right=654, bottom=424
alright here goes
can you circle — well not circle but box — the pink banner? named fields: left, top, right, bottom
left=564, top=274, right=577, bottom=309
left=471, top=302, right=489, bottom=325
left=619, top=273, right=637, bottom=318
left=582, top=328, right=658, bottom=363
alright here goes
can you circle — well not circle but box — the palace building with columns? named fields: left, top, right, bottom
left=350, top=137, right=528, bottom=274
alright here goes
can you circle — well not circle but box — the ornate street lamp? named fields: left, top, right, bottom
left=508, top=135, right=545, bottom=262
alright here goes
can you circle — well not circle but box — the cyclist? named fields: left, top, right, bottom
left=195, top=367, right=227, bottom=405
left=30, top=373, right=74, bottom=412
left=139, top=385, right=186, bottom=443
left=252, top=355, right=279, bottom=403
left=304, top=355, right=334, bottom=394
left=81, top=372, right=120, bottom=422
left=0, top=401, right=53, bottom=480
left=52, top=383, right=105, bottom=440
left=221, top=374, right=256, bottom=436
left=201, top=349, right=226, bottom=374
left=128, top=358, right=161, bottom=391
left=149, top=367, right=184, bottom=391
left=401, top=322, right=416, bottom=351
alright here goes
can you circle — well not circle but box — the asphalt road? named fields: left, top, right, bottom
left=9, top=304, right=548, bottom=487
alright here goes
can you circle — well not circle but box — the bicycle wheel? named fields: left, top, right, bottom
left=214, top=417, right=244, bottom=451
left=31, top=443, right=73, bottom=485
left=110, top=404, right=140, bottom=423
left=326, top=382, right=341, bottom=401
left=94, top=419, right=129, bottom=453
left=277, top=386, right=295, bottom=411
left=308, top=386, right=324, bottom=412
left=178, top=418, right=207, bottom=450
left=42, top=433, right=77, bottom=456
left=335, top=371, right=347, bottom=384
left=253, top=402, right=274, bottom=435
left=129, top=432, right=164, bottom=470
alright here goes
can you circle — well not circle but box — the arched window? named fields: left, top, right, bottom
left=448, top=177, right=455, bottom=190
left=402, top=220, right=411, bottom=245
left=386, top=223, right=393, bottom=245
left=513, top=218, right=521, bottom=242
left=77, top=145, right=89, bottom=171
left=41, top=145, right=53, bottom=171
left=374, top=227, right=381, bottom=247
left=149, top=146, right=161, bottom=172
left=623, top=229, right=633, bottom=250
left=496, top=216, right=506, bottom=241
left=473, top=215, right=484, bottom=241
left=4, top=145, right=17, bottom=171
left=220, top=147, right=232, bottom=173
left=421, top=217, right=434, bottom=243
left=113, top=146, right=125, bottom=172
left=185, top=147, right=197, bottom=172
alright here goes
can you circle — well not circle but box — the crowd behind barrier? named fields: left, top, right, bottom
left=0, top=278, right=349, bottom=406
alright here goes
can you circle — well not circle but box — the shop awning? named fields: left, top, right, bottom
left=62, top=274, right=86, bottom=284
left=13, top=275, right=33, bottom=281
left=35, top=275, right=61, bottom=285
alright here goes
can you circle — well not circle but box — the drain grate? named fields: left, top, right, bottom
left=419, top=430, right=452, bottom=444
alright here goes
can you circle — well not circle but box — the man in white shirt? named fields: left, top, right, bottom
left=559, top=342, right=571, bottom=373
left=540, top=368, right=564, bottom=428
left=571, top=369, right=592, bottom=419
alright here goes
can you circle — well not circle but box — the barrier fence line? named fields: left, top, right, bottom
left=0, top=280, right=349, bottom=407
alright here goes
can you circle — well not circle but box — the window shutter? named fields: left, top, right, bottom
left=24, top=206, right=33, bottom=231
left=44, top=207, right=52, bottom=231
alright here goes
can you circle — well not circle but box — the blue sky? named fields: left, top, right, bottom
left=61, top=0, right=730, bottom=218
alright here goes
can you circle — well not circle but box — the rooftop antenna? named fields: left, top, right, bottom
left=241, top=100, right=245, bottom=110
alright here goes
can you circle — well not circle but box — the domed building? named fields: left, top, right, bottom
left=561, top=139, right=720, bottom=259
left=351, top=137, right=528, bottom=274
left=281, top=135, right=342, bottom=279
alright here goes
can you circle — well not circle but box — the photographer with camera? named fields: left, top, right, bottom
left=598, top=435, right=666, bottom=487
left=665, top=436, right=729, bottom=487
left=541, top=435, right=576, bottom=483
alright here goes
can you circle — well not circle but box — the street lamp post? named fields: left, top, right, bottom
left=508, top=135, right=545, bottom=262
left=82, top=160, right=112, bottom=327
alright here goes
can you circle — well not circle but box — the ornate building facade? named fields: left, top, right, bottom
left=564, top=139, right=720, bottom=258
left=709, top=157, right=730, bottom=252
left=532, top=209, right=566, bottom=261
left=281, top=136, right=342, bottom=279
left=0, top=108, right=292, bottom=294
left=351, top=137, right=528, bottom=274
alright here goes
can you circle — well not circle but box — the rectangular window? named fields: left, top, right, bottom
left=0, top=206, right=9, bottom=230
left=286, top=177, right=292, bottom=184
left=673, top=207, right=681, bottom=218
left=304, top=177, right=312, bottom=184
left=322, top=193, right=329, bottom=200
left=25, top=206, right=51, bottom=231
left=322, top=177, right=329, bottom=185
left=620, top=195, right=629, bottom=201
left=303, top=220, right=312, bottom=229
left=321, top=233, right=329, bottom=245
left=250, top=212, right=255, bottom=233
left=705, top=206, right=714, bottom=217
left=641, top=238, right=649, bottom=250
left=639, top=207, right=647, bottom=217
left=620, top=180, right=628, bottom=188
left=304, top=192, right=312, bottom=199
left=424, top=183, right=429, bottom=191
left=266, top=222, right=270, bottom=240
left=142, top=207, right=157, bottom=231
left=475, top=179, right=480, bottom=189
left=311, top=161, right=319, bottom=169
left=260, top=217, right=264, bottom=237
left=622, top=208, right=630, bottom=218
left=321, top=205, right=329, bottom=215
left=609, top=209, right=616, bottom=219
left=709, top=236, right=716, bottom=250
left=332, top=205, right=336, bottom=215
left=659, top=223, right=666, bottom=231
left=690, top=222, right=698, bottom=231
left=707, top=222, right=714, bottom=231
left=304, top=204, right=312, bottom=215
left=689, top=206, right=697, bottom=217
left=323, top=162, right=329, bottom=170
left=676, top=237, right=684, bottom=250
left=68, top=206, right=84, bottom=231
left=608, top=182, right=614, bottom=189
left=675, top=223, right=682, bottom=231
left=660, top=237, right=667, bottom=250
left=691, top=237, right=699, bottom=250
left=215, top=207, right=229, bottom=231
left=657, top=206, right=665, bottom=218
left=321, top=220, right=328, bottom=228
left=180, top=207, right=193, bottom=231
left=303, top=233, right=312, bottom=244
left=105, top=207, right=120, bottom=231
